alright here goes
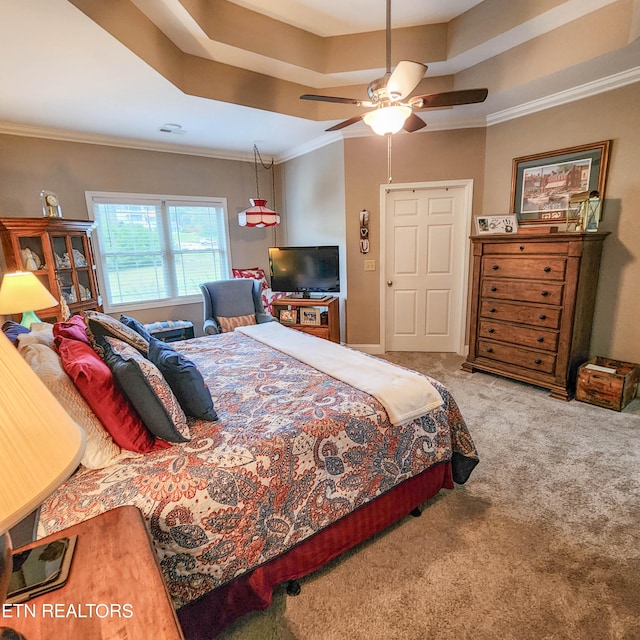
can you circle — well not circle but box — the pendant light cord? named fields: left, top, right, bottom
left=252, top=144, right=278, bottom=241
left=253, top=144, right=277, bottom=206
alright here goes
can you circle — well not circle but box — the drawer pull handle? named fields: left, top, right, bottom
left=490, top=307, right=496, bottom=313
left=539, top=314, right=546, bottom=320
left=544, top=266, right=551, bottom=273
left=487, top=347, right=493, bottom=353
left=488, top=328, right=495, bottom=333
left=519, top=246, right=525, bottom=251
left=537, top=336, right=544, bottom=342
left=541, top=290, right=549, bottom=297
left=535, top=359, right=542, bottom=365
left=490, top=286, right=497, bottom=292
left=491, top=264, right=499, bottom=270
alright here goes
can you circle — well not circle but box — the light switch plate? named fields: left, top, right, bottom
left=364, top=259, right=376, bottom=271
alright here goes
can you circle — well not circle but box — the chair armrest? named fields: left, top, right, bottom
left=256, top=312, right=277, bottom=324
left=203, top=318, right=221, bottom=335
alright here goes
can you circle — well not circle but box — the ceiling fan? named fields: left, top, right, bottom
left=300, top=0, right=488, bottom=135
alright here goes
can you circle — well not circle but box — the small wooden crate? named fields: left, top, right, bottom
left=576, top=357, right=639, bottom=411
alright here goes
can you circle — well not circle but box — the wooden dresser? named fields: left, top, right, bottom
left=462, top=232, right=608, bottom=400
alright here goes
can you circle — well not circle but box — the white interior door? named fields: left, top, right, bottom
left=383, top=182, right=471, bottom=353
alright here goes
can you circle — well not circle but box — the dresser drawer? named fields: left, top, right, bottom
left=482, top=241, right=569, bottom=255
left=477, top=339, right=556, bottom=374
left=481, top=278, right=564, bottom=305
left=481, top=256, right=566, bottom=280
left=479, top=299, right=561, bottom=328
left=478, top=320, right=558, bottom=352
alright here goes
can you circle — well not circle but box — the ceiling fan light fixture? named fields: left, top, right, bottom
left=363, top=105, right=411, bottom=136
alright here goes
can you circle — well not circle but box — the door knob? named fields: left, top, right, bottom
left=386, top=280, right=393, bottom=287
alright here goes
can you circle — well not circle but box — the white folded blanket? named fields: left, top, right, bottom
left=236, top=322, right=443, bottom=425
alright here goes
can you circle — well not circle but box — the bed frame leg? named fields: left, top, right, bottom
left=410, top=507, right=422, bottom=517
left=286, top=580, right=301, bottom=596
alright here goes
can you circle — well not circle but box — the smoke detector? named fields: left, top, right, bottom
left=159, top=123, right=184, bottom=134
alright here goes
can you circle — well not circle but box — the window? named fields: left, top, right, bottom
left=86, top=193, right=230, bottom=311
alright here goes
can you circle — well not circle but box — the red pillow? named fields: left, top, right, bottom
left=232, top=267, right=269, bottom=291
left=53, top=314, right=90, bottom=347
left=57, top=338, right=169, bottom=453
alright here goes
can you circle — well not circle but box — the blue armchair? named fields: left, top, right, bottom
left=200, top=279, right=277, bottom=335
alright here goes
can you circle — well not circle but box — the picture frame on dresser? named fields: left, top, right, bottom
left=511, top=140, right=611, bottom=226
left=300, top=307, right=321, bottom=325
left=279, top=308, right=297, bottom=325
left=475, top=215, right=518, bottom=235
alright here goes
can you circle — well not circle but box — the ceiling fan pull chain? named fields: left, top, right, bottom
left=387, top=134, right=393, bottom=184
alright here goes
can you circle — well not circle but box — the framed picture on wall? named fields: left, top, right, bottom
left=511, top=140, right=611, bottom=226
left=474, top=215, right=519, bottom=235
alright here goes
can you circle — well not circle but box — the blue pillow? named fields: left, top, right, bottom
left=2, top=321, right=30, bottom=345
left=147, top=336, right=218, bottom=421
left=120, top=314, right=152, bottom=342
left=98, top=336, right=190, bottom=443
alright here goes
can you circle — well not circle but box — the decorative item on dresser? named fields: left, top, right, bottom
left=0, top=217, right=102, bottom=323
left=462, top=232, right=609, bottom=400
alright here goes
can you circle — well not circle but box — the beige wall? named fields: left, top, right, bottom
left=343, top=128, right=486, bottom=345
left=280, top=141, right=347, bottom=338
left=483, top=82, right=640, bottom=363
left=0, top=135, right=278, bottom=335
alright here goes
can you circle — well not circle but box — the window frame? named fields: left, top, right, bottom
left=85, top=191, right=232, bottom=313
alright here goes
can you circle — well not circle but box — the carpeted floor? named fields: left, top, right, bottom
left=217, top=353, right=640, bottom=640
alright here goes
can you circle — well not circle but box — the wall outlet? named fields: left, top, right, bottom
left=364, top=259, right=376, bottom=272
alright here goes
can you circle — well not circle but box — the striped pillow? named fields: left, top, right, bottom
left=217, top=314, right=257, bottom=333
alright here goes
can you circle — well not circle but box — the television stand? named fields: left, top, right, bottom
left=272, top=296, right=339, bottom=343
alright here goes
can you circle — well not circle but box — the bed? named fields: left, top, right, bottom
left=18, top=316, right=478, bottom=640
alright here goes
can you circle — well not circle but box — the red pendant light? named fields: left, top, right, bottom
left=238, top=199, right=280, bottom=228
left=239, top=145, right=280, bottom=228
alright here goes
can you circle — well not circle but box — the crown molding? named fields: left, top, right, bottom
left=487, top=66, right=640, bottom=126
left=0, top=121, right=255, bottom=162
left=276, top=131, right=343, bottom=162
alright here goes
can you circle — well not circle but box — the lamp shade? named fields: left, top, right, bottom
left=0, top=331, right=85, bottom=534
left=0, top=272, right=58, bottom=327
left=238, top=199, right=281, bottom=228
left=363, top=105, right=412, bottom=135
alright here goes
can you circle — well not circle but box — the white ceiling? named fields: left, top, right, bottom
left=0, top=0, right=637, bottom=161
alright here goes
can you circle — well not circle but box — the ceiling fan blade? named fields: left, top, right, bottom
left=325, top=114, right=365, bottom=132
left=300, top=94, right=362, bottom=106
left=411, top=88, right=489, bottom=109
left=403, top=113, right=427, bottom=133
left=386, top=61, right=428, bottom=100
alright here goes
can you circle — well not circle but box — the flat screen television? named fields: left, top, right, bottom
left=268, top=246, right=340, bottom=296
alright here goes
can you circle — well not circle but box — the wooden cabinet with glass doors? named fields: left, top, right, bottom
left=0, top=217, right=102, bottom=323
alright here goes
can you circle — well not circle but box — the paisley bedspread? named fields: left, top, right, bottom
left=39, top=331, right=478, bottom=610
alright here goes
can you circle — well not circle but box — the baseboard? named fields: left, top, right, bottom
left=345, top=343, right=384, bottom=355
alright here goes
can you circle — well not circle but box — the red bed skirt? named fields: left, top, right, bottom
left=178, top=460, right=453, bottom=639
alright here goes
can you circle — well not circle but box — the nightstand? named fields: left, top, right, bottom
left=2, top=506, right=184, bottom=639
